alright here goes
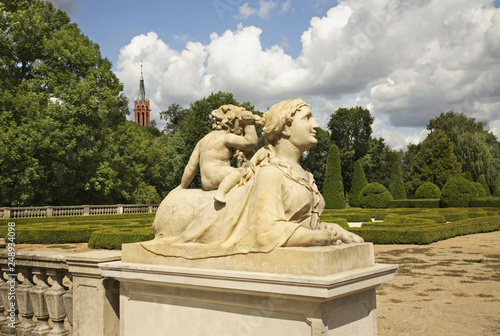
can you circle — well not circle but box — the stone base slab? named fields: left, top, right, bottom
left=122, top=242, right=375, bottom=276
left=100, top=260, right=397, bottom=336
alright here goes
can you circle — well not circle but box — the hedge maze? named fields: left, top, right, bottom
left=1, top=207, right=499, bottom=249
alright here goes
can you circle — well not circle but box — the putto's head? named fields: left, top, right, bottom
left=211, top=105, right=247, bottom=131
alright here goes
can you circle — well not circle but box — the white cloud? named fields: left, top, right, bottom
left=237, top=1, right=278, bottom=19
left=116, top=1, right=500, bottom=147
left=281, top=0, right=292, bottom=13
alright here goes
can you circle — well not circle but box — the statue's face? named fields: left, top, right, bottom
left=286, top=105, right=319, bottom=152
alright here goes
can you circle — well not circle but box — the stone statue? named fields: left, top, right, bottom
left=142, top=98, right=363, bottom=259
left=173, top=104, right=262, bottom=204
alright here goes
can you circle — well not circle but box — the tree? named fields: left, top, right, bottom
left=301, top=128, right=331, bottom=191
left=322, top=145, right=345, bottom=209
left=0, top=0, right=128, bottom=206
left=409, top=130, right=462, bottom=190
left=389, top=161, right=406, bottom=200
left=441, top=177, right=478, bottom=207
left=494, top=174, right=500, bottom=197
left=349, top=160, right=368, bottom=207
left=159, top=103, right=188, bottom=134
left=428, top=111, right=500, bottom=189
left=327, top=106, right=373, bottom=191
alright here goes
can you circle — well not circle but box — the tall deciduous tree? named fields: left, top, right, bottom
left=322, top=145, right=345, bottom=209
left=327, top=106, right=373, bottom=191
left=0, top=0, right=128, bottom=206
left=409, top=130, right=462, bottom=190
left=428, top=111, right=500, bottom=189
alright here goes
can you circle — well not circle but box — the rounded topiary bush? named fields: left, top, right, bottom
left=359, top=182, right=393, bottom=208
left=441, top=177, right=478, bottom=207
left=415, top=182, right=441, bottom=199
left=472, top=182, right=487, bottom=197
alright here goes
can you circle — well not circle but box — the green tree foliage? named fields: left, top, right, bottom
left=463, top=171, right=473, bottom=181
left=441, top=177, right=478, bottom=207
left=0, top=0, right=129, bottom=206
left=349, top=160, right=368, bottom=207
left=493, top=174, right=500, bottom=197
left=359, top=182, right=393, bottom=208
left=327, top=106, right=373, bottom=191
left=409, top=130, right=462, bottom=191
left=476, top=174, right=491, bottom=197
left=301, top=128, right=331, bottom=191
left=361, top=138, right=402, bottom=188
left=428, top=111, right=500, bottom=190
left=388, top=161, right=406, bottom=200
left=159, top=103, right=188, bottom=134
left=322, top=145, right=345, bottom=209
left=415, top=182, right=441, bottom=199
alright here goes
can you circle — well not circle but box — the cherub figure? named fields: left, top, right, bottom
left=174, top=104, right=262, bottom=203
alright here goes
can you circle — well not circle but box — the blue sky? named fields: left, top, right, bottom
left=51, top=0, right=500, bottom=149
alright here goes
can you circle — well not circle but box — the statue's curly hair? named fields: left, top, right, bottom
left=262, top=98, right=310, bottom=145
left=211, top=104, right=247, bottom=131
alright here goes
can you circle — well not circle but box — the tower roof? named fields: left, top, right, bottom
left=138, top=64, right=146, bottom=101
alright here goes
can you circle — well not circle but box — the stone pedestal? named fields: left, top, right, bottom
left=101, top=243, right=397, bottom=336
left=66, top=251, right=121, bottom=336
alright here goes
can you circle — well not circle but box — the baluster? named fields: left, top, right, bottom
left=0, top=269, right=19, bottom=334
left=45, top=270, right=69, bottom=336
left=31, top=268, right=52, bottom=336
left=63, top=273, right=73, bottom=335
left=0, top=274, right=7, bottom=329
left=17, top=266, right=36, bottom=335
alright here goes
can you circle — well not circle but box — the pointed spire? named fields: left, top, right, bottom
left=138, top=62, right=146, bottom=101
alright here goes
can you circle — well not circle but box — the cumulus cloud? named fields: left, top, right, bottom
left=115, top=0, right=500, bottom=148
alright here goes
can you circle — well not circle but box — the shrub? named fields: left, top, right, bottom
left=388, top=199, right=440, bottom=208
left=441, top=177, right=478, bottom=207
left=349, top=160, right=367, bottom=207
left=493, top=174, right=500, bottom=197
left=415, top=182, right=441, bottom=199
left=472, top=182, right=487, bottom=197
left=476, top=175, right=491, bottom=197
left=88, top=228, right=154, bottom=249
left=359, top=183, right=393, bottom=209
left=469, top=197, right=500, bottom=207
left=388, top=161, right=406, bottom=199
left=323, top=145, right=345, bottom=209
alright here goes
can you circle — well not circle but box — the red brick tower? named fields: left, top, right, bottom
left=134, top=65, right=150, bottom=126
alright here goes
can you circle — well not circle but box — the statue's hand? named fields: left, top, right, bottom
left=319, top=222, right=364, bottom=245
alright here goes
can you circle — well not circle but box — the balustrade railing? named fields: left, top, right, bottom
left=0, top=250, right=121, bottom=336
left=0, top=204, right=158, bottom=219
left=0, top=250, right=73, bottom=335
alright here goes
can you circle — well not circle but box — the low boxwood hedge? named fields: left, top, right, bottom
left=4, top=228, right=95, bottom=244
left=351, top=216, right=500, bottom=244
left=88, top=229, right=154, bottom=250
left=469, top=197, right=500, bottom=207
left=359, top=183, right=393, bottom=208
left=388, top=199, right=440, bottom=208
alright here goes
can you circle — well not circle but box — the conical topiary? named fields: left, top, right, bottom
left=389, top=161, right=406, bottom=200
left=349, top=160, right=367, bottom=207
left=322, top=144, right=345, bottom=209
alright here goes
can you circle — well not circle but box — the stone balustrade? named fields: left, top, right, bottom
left=0, top=250, right=121, bottom=336
left=0, top=204, right=159, bottom=219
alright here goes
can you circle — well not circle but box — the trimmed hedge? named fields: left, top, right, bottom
left=323, top=144, right=345, bottom=209
left=469, top=197, right=500, bottom=207
left=359, top=183, right=393, bottom=209
left=349, top=160, right=368, bottom=207
left=88, top=229, right=154, bottom=249
left=415, top=182, right=441, bottom=199
left=441, top=177, right=478, bottom=207
left=350, top=216, right=500, bottom=244
left=3, top=228, right=95, bottom=244
left=388, top=199, right=440, bottom=208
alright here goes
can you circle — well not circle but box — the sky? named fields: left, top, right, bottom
left=49, top=0, right=500, bottom=150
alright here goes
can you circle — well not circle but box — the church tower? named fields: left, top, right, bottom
left=134, top=65, right=150, bottom=126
